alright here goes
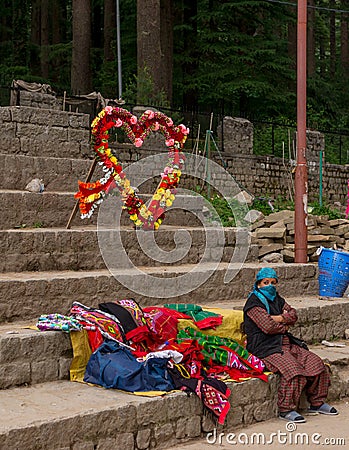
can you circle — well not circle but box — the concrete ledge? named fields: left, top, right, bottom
left=0, top=191, right=207, bottom=229
left=0, top=153, right=96, bottom=192
left=0, top=263, right=318, bottom=323
left=0, top=226, right=258, bottom=272
left=0, top=364, right=347, bottom=450
left=0, top=326, right=72, bottom=389
left=1, top=300, right=348, bottom=390
left=0, top=377, right=278, bottom=450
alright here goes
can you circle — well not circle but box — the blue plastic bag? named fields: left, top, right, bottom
left=84, top=340, right=174, bottom=392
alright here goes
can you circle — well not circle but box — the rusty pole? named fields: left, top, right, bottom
left=295, top=0, right=308, bottom=263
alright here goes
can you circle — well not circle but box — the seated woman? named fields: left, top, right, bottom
left=243, top=267, right=338, bottom=423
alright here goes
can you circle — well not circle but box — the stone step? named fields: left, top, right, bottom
left=0, top=153, right=96, bottom=192
left=0, top=345, right=347, bottom=449
left=1, top=299, right=348, bottom=391
left=0, top=376, right=279, bottom=450
left=0, top=151, right=177, bottom=193
left=0, top=190, right=206, bottom=229
left=0, top=263, right=318, bottom=323
left=0, top=226, right=258, bottom=272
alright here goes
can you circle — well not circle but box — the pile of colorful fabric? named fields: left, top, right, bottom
left=36, top=300, right=268, bottom=425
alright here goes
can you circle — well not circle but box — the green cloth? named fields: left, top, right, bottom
left=164, top=303, right=220, bottom=323
left=177, top=327, right=249, bottom=368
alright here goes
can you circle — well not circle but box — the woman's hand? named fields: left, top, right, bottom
left=270, top=315, right=285, bottom=323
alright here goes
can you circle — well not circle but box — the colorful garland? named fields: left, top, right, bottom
left=75, top=106, right=189, bottom=230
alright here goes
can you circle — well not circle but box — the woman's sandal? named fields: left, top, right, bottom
left=279, top=410, right=307, bottom=423
left=308, top=403, right=338, bottom=415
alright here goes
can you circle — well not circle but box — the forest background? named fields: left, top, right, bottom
left=1, top=0, right=349, bottom=161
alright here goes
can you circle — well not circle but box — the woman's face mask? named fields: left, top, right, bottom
left=259, top=284, right=277, bottom=298
left=257, top=277, right=277, bottom=300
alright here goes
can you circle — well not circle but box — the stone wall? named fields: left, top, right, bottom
left=2, top=106, right=349, bottom=204
left=216, top=117, right=349, bottom=204
left=11, top=90, right=63, bottom=111
left=0, top=106, right=90, bottom=158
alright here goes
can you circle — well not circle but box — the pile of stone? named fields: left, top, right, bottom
left=248, top=210, right=349, bottom=263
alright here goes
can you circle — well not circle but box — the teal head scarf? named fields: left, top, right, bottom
left=251, top=267, right=278, bottom=313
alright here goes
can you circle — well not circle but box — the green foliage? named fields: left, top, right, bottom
left=308, top=202, right=342, bottom=220
left=201, top=193, right=249, bottom=227
left=124, top=66, right=170, bottom=107
left=251, top=196, right=294, bottom=216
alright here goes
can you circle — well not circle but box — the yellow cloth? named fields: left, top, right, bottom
left=177, top=307, right=246, bottom=346
left=69, top=329, right=92, bottom=382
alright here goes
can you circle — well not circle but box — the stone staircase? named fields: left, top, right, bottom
left=0, top=105, right=348, bottom=450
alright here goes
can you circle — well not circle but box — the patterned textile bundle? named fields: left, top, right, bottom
left=70, top=301, right=126, bottom=350
left=177, top=327, right=266, bottom=376
left=36, top=314, right=82, bottom=332
left=168, top=364, right=231, bottom=425
left=143, top=306, right=190, bottom=346
left=99, top=299, right=150, bottom=344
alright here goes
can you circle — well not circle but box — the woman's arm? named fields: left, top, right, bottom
left=247, top=306, right=289, bottom=335
left=281, top=301, right=298, bottom=325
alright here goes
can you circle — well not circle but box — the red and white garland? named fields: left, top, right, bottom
left=75, top=106, right=189, bottom=230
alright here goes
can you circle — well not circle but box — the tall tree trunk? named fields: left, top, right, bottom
left=71, top=0, right=92, bottom=94
left=307, top=0, right=316, bottom=76
left=330, top=0, right=336, bottom=77
left=160, top=0, right=173, bottom=102
left=182, top=0, right=198, bottom=109
left=341, top=0, right=349, bottom=76
left=40, top=0, right=49, bottom=79
left=52, top=0, right=62, bottom=45
left=31, top=0, right=41, bottom=45
left=104, top=0, right=116, bottom=61
left=137, top=0, right=173, bottom=104
left=30, top=0, right=41, bottom=74
left=92, top=1, right=103, bottom=48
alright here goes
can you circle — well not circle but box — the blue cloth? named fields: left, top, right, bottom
left=250, top=286, right=276, bottom=314
left=250, top=268, right=279, bottom=314
left=255, top=267, right=278, bottom=284
left=84, top=340, right=175, bottom=392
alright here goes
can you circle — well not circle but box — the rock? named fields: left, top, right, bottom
left=316, top=216, right=330, bottom=226
left=261, top=252, right=284, bottom=263
left=329, top=219, right=349, bottom=227
left=259, top=244, right=284, bottom=257
left=244, top=209, right=264, bottom=223
left=250, top=219, right=265, bottom=231
left=345, top=329, right=349, bottom=340
left=281, top=248, right=294, bottom=262
left=270, top=219, right=285, bottom=228
left=233, top=190, right=254, bottom=205
left=307, top=235, right=334, bottom=242
left=25, top=178, right=44, bottom=193
left=256, top=227, right=286, bottom=239
left=257, top=238, right=275, bottom=245
left=264, top=210, right=294, bottom=224
left=334, top=224, right=349, bottom=236
left=308, top=226, right=334, bottom=235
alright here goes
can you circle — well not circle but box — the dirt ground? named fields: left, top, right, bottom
left=167, top=399, right=349, bottom=450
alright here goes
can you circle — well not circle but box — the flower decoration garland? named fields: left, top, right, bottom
left=75, top=106, right=189, bottom=230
